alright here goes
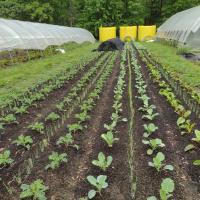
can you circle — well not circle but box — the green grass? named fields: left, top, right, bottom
left=142, top=42, right=200, bottom=91
left=0, top=42, right=97, bottom=108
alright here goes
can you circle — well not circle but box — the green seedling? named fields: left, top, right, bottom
left=0, top=114, right=18, bottom=124
left=87, top=175, right=108, bottom=199
left=148, top=152, right=174, bottom=172
left=92, top=152, right=113, bottom=171
left=0, top=150, right=13, bottom=168
left=185, top=129, right=200, bottom=152
left=75, top=111, right=90, bottom=123
left=142, top=108, right=159, bottom=121
left=45, top=112, right=60, bottom=122
left=143, top=123, right=158, bottom=138
left=68, top=123, right=83, bottom=134
left=101, top=131, right=119, bottom=147
left=177, top=117, right=195, bottom=135
left=29, top=122, right=44, bottom=134
left=20, top=179, right=48, bottom=200
left=12, top=135, right=33, bottom=150
left=45, top=152, right=68, bottom=170
left=14, top=106, right=29, bottom=115
left=56, top=133, right=79, bottom=150
left=147, top=178, right=175, bottom=200
left=142, top=138, right=165, bottom=155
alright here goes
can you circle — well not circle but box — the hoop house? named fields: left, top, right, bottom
left=0, top=18, right=95, bottom=52
left=156, top=6, right=200, bottom=48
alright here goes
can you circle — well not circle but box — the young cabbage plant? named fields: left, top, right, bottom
left=0, top=114, right=18, bottom=124
left=0, top=150, right=13, bottom=168
left=14, top=106, right=29, bottom=115
left=139, top=104, right=156, bottom=113
left=68, top=123, right=83, bottom=134
left=177, top=117, right=195, bottom=135
left=147, top=178, right=175, bottom=200
left=56, top=133, right=79, bottom=150
left=45, top=112, right=60, bottom=122
left=142, top=138, right=165, bottom=155
left=148, top=152, right=174, bottom=172
left=45, top=152, right=68, bottom=170
left=185, top=129, right=200, bottom=152
left=142, top=108, right=159, bottom=121
left=20, top=179, right=48, bottom=200
left=87, top=175, right=108, bottom=199
left=143, top=123, right=158, bottom=138
left=75, top=111, right=90, bottom=123
left=92, top=152, right=113, bottom=171
left=28, top=122, right=44, bottom=134
left=12, top=135, right=33, bottom=150
left=101, top=131, right=119, bottom=147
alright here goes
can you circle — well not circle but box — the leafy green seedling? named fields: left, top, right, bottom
left=68, top=123, right=83, bottom=134
left=29, top=122, right=44, bottom=134
left=0, top=150, right=13, bottom=168
left=75, top=111, right=90, bottom=123
left=147, top=178, right=175, bottom=200
left=0, top=114, right=18, bottom=124
left=142, top=108, right=159, bottom=121
left=14, top=106, right=29, bottom=115
left=87, top=175, right=108, bottom=199
left=20, top=179, right=48, bottom=200
left=101, top=131, right=119, bottom=147
left=142, top=138, right=165, bottom=155
left=177, top=117, right=195, bottom=135
left=143, top=123, right=158, bottom=138
left=192, top=130, right=200, bottom=143
left=12, top=135, right=33, bottom=150
left=45, top=112, right=60, bottom=122
left=56, top=133, right=79, bottom=150
left=148, top=152, right=174, bottom=172
left=45, top=152, right=68, bottom=170
left=92, top=152, right=112, bottom=171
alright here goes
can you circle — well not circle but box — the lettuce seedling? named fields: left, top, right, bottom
left=177, top=117, right=195, bottom=135
left=192, top=130, right=200, bottom=143
left=12, top=135, right=33, bottom=150
left=0, top=150, right=13, bottom=168
left=92, top=152, right=112, bottom=171
left=142, top=138, right=165, bottom=155
left=101, top=131, right=119, bottom=147
left=143, top=123, right=158, bottom=138
left=68, top=123, right=83, bottom=134
left=75, top=111, right=90, bottom=123
left=142, top=108, right=159, bottom=121
left=29, top=122, right=44, bottom=134
left=87, top=175, right=108, bottom=199
left=148, top=152, right=174, bottom=172
left=0, top=114, right=18, bottom=124
left=147, top=178, right=175, bottom=200
left=20, top=179, right=48, bottom=200
left=45, top=152, right=67, bottom=170
left=45, top=112, right=60, bottom=122
left=14, top=106, right=29, bottom=115
left=56, top=133, right=79, bottom=150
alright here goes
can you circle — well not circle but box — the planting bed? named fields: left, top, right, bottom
left=1, top=43, right=200, bottom=200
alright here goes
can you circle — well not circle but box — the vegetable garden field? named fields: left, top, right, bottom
left=1, top=42, right=200, bottom=200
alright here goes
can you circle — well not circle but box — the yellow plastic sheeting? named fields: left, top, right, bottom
left=99, top=27, right=116, bottom=42
left=120, top=26, right=137, bottom=41
left=138, top=25, right=156, bottom=41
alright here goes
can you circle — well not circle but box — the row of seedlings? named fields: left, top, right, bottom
left=0, top=51, right=102, bottom=123
left=18, top=52, right=118, bottom=200
left=139, top=47, right=200, bottom=119
left=138, top=49, right=200, bottom=167
left=0, top=53, right=113, bottom=185
left=80, top=49, right=127, bottom=200
left=130, top=46, right=175, bottom=200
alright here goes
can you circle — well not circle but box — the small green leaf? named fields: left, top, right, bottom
left=184, top=144, right=196, bottom=152
left=88, top=190, right=96, bottom=199
left=193, top=160, right=200, bottom=166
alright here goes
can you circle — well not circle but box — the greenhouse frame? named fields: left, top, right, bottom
left=156, top=6, right=200, bottom=48
left=0, top=18, right=95, bottom=52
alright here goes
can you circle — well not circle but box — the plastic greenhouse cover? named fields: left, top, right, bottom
left=0, top=18, right=95, bottom=51
left=156, top=6, right=200, bottom=48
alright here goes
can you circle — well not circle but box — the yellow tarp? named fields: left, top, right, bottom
left=99, top=27, right=116, bottom=42
left=138, top=25, right=156, bottom=41
left=120, top=26, right=137, bottom=41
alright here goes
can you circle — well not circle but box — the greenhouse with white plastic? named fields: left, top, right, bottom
left=156, top=6, right=200, bottom=48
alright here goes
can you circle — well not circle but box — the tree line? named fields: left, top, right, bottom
left=0, top=0, right=200, bottom=37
